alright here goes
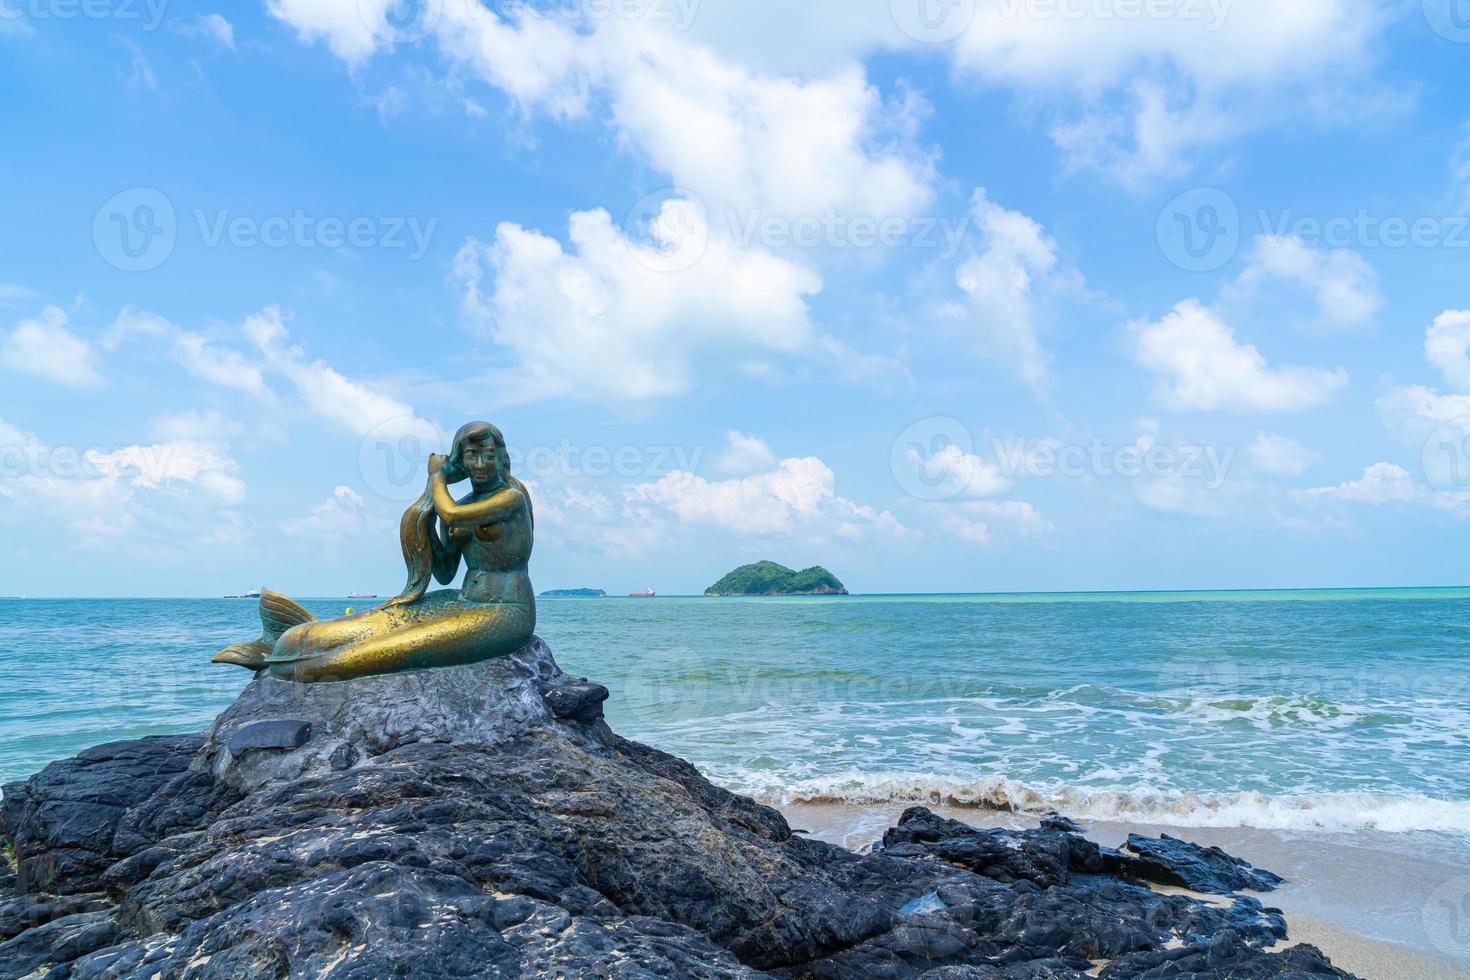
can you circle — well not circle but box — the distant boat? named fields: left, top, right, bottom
left=224, top=588, right=262, bottom=599
left=629, top=588, right=657, bottom=597
left=348, top=592, right=378, bottom=599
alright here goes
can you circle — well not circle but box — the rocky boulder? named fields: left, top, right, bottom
left=1, top=638, right=1355, bottom=978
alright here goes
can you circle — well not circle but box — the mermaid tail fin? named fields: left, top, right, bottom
left=211, top=590, right=317, bottom=670
left=259, top=591, right=316, bottom=638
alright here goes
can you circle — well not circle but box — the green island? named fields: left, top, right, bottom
left=539, top=588, right=608, bottom=598
left=704, top=561, right=848, bottom=596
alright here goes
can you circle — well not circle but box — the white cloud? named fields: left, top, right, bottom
left=281, top=484, right=376, bottom=540
left=192, top=13, right=236, bottom=49
left=1248, top=433, right=1322, bottom=476
left=272, top=3, right=940, bottom=404
left=1373, top=313, right=1470, bottom=499
left=270, top=0, right=1395, bottom=191
left=1131, top=299, right=1348, bottom=412
left=1425, top=309, right=1470, bottom=392
left=632, top=456, right=834, bottom=534
left=149, top=409, right=244, bottom=443
left=109, top=308, right=273, bottom=399
left=715, top=431, right=777, bottom=475
left=629, top=453, right=909, bottom=538
left=0, top=306, right=104, bottom=388
left=454, top=204, right=821, bottom=404
left=1049, top=82, right=1235, bottom=187
left=118, top=36, right=157, bottom=91
left=244, top=307, right=430, bottom=438
left=936, top=499, right=1053, bottom=546
left=0, top=425, right=249, bottom=549
left=902, top=442, right=1012, bottom=498
left=1137, top=474, right=1232, bottom=518
left=1378, top=384, right=1470, bottom=433
left=1230, top=235, right=1382, bottom=330
left=531, top=482, right=672, bottom=557
left=947, top=0, right=1387, bottom=185
left=273, top=3, right=934, bottom=224
left=594, top=28, right=933, bottom=222
left=173, top=12, right=236, bottom=48
left=1285, top=460, right=1470, bottom=521
left=85, top=441, right=247, bottom=503
left=1303, top=462, right=1422, bottom=505
left=0, top=284, right=36, bottom=307
left=267, top=0, right=382, bottom=62
left=947, top=189, right=1080, bottom=392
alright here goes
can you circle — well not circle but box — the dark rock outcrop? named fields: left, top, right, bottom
left=1120, top=833, right=1285, bottom=895
left=0, top=638, right=1354, bottom=978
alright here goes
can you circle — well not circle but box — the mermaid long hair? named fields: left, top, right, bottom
left=385, top=421, right=510, bottom=607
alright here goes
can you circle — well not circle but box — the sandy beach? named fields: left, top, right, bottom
left=777, top=801, right=1470, bottom=979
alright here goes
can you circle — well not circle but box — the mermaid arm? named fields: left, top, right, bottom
left=431, top=472, right=525, bottom=526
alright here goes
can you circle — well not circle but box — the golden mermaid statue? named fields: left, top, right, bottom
left=213, top=421, right=535, bottom=683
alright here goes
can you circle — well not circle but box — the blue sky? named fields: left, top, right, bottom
left=2, top=0, right=1470, bottom=597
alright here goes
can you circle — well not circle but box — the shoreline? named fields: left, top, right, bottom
left=776, top=800, right=1470, bottom=978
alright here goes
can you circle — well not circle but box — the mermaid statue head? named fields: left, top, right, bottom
left=441, top=421, right=509, bottom=491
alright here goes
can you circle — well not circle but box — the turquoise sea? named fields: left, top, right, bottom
left=3, top=589, right=1470, bottom=836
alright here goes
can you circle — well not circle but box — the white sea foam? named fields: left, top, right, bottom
left=746, top=772, right=1470, bottom=834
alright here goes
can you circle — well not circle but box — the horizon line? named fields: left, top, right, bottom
left=5, top=584, right=1470, bottom=600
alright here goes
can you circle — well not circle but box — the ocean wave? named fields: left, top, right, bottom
left=747, top=772, right=1470, bottom=834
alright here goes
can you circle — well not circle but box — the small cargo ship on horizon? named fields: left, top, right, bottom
left=629, top=588, right=657, bottom=597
